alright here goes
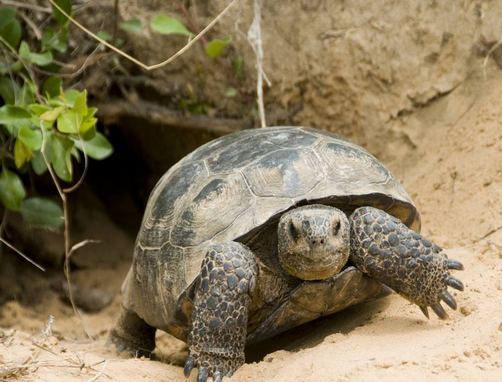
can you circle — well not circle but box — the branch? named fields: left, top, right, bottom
left=247, top=0, right=270, bottom=127
left=173, top=0, right=208, bottom=46
left=0, top=0, right=51, bottom=13
left=40, top=129, right=94, bottom=340
left=46, top=0, right=240, bottom=71
left=95, top=100, right=251, bottom=135
left=0, top=237, right=45, bottom=271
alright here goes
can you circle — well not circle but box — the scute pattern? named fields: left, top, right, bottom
left=207, top=128, right=318, bottom=174
left=132, top=243, right=185, bottom=326
left=243, top=149, right=322, bottom=198
left=171, top=173, right=254, bottom=247
left=140, top=161, right=206, bottom=247
left=132, top=126, right=418, bottom=311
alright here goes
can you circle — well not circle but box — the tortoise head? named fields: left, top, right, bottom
left=278, top=205, right=350, bottom=280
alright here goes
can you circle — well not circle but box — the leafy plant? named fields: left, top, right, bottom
left=0, top=4, right=113, bottom=232
left=205, top=36, right=232, bottom=58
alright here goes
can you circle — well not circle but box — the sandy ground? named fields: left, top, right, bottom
left=1, top=81, right=502, bottom=381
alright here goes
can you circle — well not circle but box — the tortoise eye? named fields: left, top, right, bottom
left=333, top=220, right=341, bottom=236
left=288, top=221, right=299, bottom=241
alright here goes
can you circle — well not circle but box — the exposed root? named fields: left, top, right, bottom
left=96, top=100, right=251, bottom=135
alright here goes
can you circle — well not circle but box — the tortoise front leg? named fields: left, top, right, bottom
left=349, top=207, right=464, bottom=319
left=184, top=242, right=257, bottom=382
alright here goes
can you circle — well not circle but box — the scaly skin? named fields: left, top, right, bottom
left=110, top=206, right=464, bottom=382
left=108, top=308, right=156, bottom=358
left=184, top=242, right=258, bottom=382
left=349, top=206, right=464, bottom=318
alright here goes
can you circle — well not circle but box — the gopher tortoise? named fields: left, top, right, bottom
left=110, top=126, right=464, bottom=381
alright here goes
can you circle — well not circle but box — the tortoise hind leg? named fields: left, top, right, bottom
left=184, top=242, right=257, bottom=382
left=109, top=307, right=156, bottom=358
left=349, top=206, right=464, bottom=319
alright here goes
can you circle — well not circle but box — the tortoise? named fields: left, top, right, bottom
left=110, top=126, right=464, bottom=382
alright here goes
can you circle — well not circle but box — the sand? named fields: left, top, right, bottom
left=1, top=80, right=502, bottom=382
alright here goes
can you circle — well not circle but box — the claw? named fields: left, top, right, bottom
left=445, top=276, right=464, bottom=291
left=431, top=303, right=448, bottom=320
left=213, top=372, right=223, bottom=382
left=184, top=356, right=195, bottom=378
left=441, top=290, right=457, bottom=310
left=446, top=259, right=464, bottom=271
left=116, top=344, right=125, bottom=353
left=197, top=367, right=208, bottom=382
left=105, top=339, right=112, bottom=348
left=420, top=306, right=430, bottom=319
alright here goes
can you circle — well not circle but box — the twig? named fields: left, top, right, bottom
left=63, top=240, right=99, bottom=340
left=47, top=0, right=240, bottom=71
left=67, top=239, right=100, bottom=259
left=173, top=0, right=252, bottom=106
left=0, top=237, right=45, bottom=271
left=40, top=129, right=94, bottom=340
left=86, top=360, right=107, bottom=382
left=0, top=0, right=52, bottom=13
left=34, top=49, right=110, bottom=79
left=173, top=0, right=208, bottom=46
left=247, top=0, right=270, bottom=127
left=19, top=12, right=43, bottom=40
left=63, top=133, right=89, bottom=193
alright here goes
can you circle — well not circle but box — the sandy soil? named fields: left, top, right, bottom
left=1, top=81, right=502, bottom=381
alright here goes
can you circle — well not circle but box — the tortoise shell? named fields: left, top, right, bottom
left=123, top=126, right=420, bottom=338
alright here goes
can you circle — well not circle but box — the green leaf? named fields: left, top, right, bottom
left=205, top=36, right=232, bottom=58
left=0, top=105, right=31, bottom=125
left=14, top=138, right=33, bottom=168
left=19, top=82, right=35, bottom=107
left=29, top=104, right=52, bottom=116
left=73, top=132, right=113, bottom=160
left=0, top=18, right=21, bottom=49
left=80, top=117, right=97, bottom=140
left=43, top=77, right=62, bottom=98
left=18, top=126, right=42, bottom=151
left=0, top=7, right=16, bottom=31
left=41, top=27, right=67, bottom=53
left=96, top=30, right=112, bottom=42
left=62, top=89, right=80, bottom=107
left=40, top=106, right=63, bottom=123
left=31, top=150, right=48, bottom=175
left=41, top=27, right=56, bottom=50
left=52, top=0, right=73, bottom=28
left=0, top=76, right=17, bottom=104
left=0, top=61, right=9, bottom=76
left=72, top=90, right=87, bottom=117
left=19, top=197, right=64, bottom=229
left=119, top=18, right=143, bottom=34
left=57, top=111, right=79, bottom=134
left=0, top=167, right=25, bottom=211
left=150, top=15, right=192, bottom=36
left=70, top=145, right=80, bottom=162
left=19, top=42, right=53, bottom=66
left=51, top=134, right=73, bottom=181
left=224, top=87, right=237, bottom=97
